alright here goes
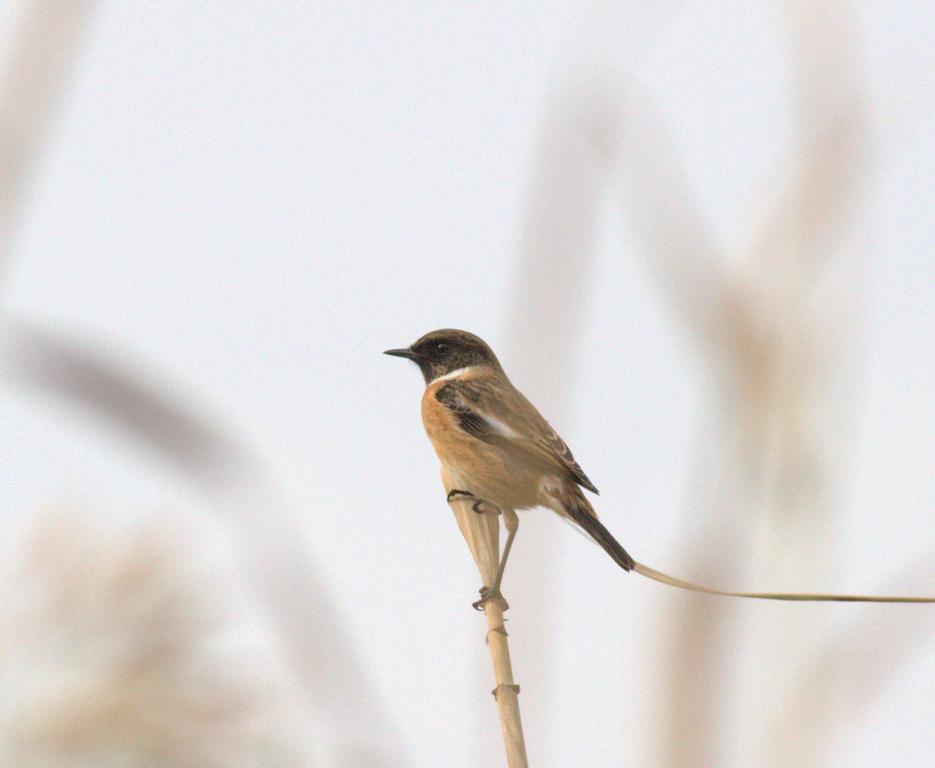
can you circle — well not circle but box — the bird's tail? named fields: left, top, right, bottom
left=554, top=489, right=635, bottom=572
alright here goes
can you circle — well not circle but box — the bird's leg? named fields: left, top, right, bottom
left=445, top=490, right=513, bottom=609
left=446, top=489, right=475, bottom=503
left=492, top=508, right=518, bottom=593
left=473, top=508, right=518, bottom=611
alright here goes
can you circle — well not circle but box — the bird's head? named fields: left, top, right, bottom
left=384, top=329, right=501, bottom=384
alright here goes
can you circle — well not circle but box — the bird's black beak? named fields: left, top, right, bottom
left=384, top=347, right=420, bottom=361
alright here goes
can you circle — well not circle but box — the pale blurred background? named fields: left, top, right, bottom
left=0, top=2, right=933, bottom=767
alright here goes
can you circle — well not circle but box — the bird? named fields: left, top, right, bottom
left=385, top=329, right=633, bottom=608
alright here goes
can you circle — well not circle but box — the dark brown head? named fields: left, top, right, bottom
left=384, top=329, right=502, bottom=384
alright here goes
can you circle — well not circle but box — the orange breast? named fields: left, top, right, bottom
left=419, top=377, right=542, bottom=510
left=420, top=379, right=459, bottom=458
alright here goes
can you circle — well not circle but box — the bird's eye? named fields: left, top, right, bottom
left=435, top=343, right=448, bottom=354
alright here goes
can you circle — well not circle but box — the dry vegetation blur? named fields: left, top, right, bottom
left=0, top=2, right=932, bottom=767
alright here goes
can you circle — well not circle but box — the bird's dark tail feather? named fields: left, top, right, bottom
left=565, top=502, right=635, bottom=572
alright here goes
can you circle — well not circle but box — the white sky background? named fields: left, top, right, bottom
left=1, top=2, right=933, bottom=767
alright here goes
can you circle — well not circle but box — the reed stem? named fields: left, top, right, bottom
left=442, top=468, right=529, bottom=768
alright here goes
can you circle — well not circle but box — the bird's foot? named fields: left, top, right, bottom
left=446, top=489, right=500, bottom=517
left=473, top=585, right=508, bottom=611
left=446, top=489, right=475, bottom=503
left=471, top=499, right=502, bottom=516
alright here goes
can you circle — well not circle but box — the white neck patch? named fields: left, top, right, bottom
left=430, top=365, right=477, bottom=385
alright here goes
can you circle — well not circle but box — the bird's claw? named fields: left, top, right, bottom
left=446, top=490, right=498, bottom=517
left=446, top=489, right=475, bottom=503
left=473, top=585, right=508, bottom=611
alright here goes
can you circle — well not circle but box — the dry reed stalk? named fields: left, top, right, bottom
left=441, top=467, right=528, bottom=768
left=0, top=0, right=94, bottom=263
left=603, top=3, right=867, bottom=762
left=0, top=321, right=406, bottom=765
left=0, top=1, right=402, bottom=750
left=0, top=512, right=310, bottom=767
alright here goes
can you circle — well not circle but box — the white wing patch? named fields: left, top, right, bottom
left=482, top=412, right=522, bottom=440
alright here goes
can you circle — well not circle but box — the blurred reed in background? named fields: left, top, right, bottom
left=507, top=1, right=934, bottom=766
left=0, top=3, right=401, bottom=765
left=0, top=512, right=310, bottom=767
left=1, top=2, right=932, bottom=767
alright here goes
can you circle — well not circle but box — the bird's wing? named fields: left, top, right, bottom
left=434, top=382, right=494, bottom=439
left=435, top=379, right=599, bottom=494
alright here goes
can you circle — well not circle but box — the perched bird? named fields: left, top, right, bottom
left=385, top=329, right=633, bottom=608
left=386, top=329, right=935, bottom=609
